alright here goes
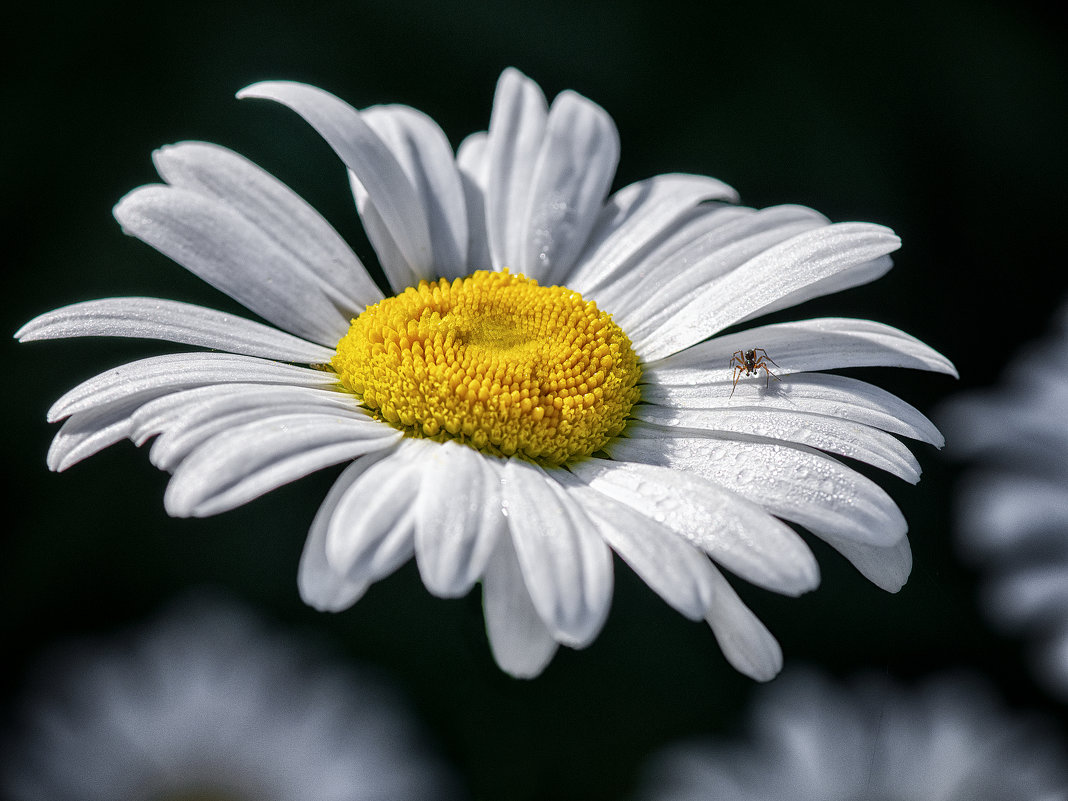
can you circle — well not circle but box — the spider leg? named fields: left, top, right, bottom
left=754, top=348, right=780, bottom=368
left=729, top=366, right=742, bottom=398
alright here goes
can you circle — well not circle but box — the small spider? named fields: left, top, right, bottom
left=729, top=348, right=781, bottom=398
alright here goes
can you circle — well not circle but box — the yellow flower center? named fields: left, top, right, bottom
left=332, top=270, right=641, bottom=465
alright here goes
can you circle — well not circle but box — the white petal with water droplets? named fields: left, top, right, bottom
left=413, top=441, right=505, bottom=598
left=481, top=532, right=559, bottom=678
left=238, top=81, right=433, bottom=281
left=500, top=459, right=614, bottom=648
left=570, top=458, right=820, bottom=595
left=820, top=533, right=913, bottom=593
left=646, top=317, right=957, bottom=376
left=151, top=141, right=382, bottom=311
left=17, top=298, right=335, bottom=364
left=642, top=372, right=944, bottom=447
left=47, top=396, right=151, bottom=472
left=114, top=186, right=351, bottom=346
left=163, top=413, right=399, bottom=517
left=608, top=424, right=907, bottom=547
left=631, top=405, right=921, bottom=482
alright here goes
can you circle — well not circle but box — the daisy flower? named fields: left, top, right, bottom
left=17, top=68, right=955, bottom=680
left=636, top=668, right=1068, bottom=801
left=1, top=594, right=458, bottom=801
left=942, top=300, right=1068, bottom=699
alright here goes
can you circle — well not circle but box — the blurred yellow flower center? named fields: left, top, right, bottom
left=332, top=270, right=641, bottom=464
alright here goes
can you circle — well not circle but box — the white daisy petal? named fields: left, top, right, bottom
left=613, top=204, right=830, bottom=333
left=299, top=464, right=375, bottom=611
left=485, top=67, right=549, bottom=270
left=518, top=89, right=620, bottom=285
left=820, top=533, right=913, bottom=593
left=114, top=186, right=351, bottom=345
left=152, top=141, right=382, bottom=311
left=163, top=413, right=400, bottom=517
left=237, top=81, right=434, bottom=280
left=557, top=471, right=720, bottom=620
left=323, top=442, right=425, bottom=584
left=642, top=372, right=944, bottom=447
left=47, top=396, right=150, bottom=472
left=456, top=132, right=493, bottom=271
left=17, top=298, right=335, bottom=364
left=703, top=570, right=784, bottom=682
left=481, top=531, right=559, bottom=678
left=413, top=441, right=505, bottom=598
left=632, top=223, right=902, bottom=361
left=347, top=171, right=415, bottom=292
left=571, top=458, right=820, bottom=596
left=646, top=316, right=957, bottom=376
left=631, top=405, right=922, bottom=482
left=568, top=173, right=741, bottom=296
left=500, top=458, right=614, bottom=648
left=609, top=424, right=907, bottom=547
left=140, top=386, right=369, bottom=472
left=48, top=353, right=339, bottom=423
left=362, top=105, right=469, bottom=279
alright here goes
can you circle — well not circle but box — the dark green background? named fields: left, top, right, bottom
left=4, top=2, right=1066, bottom=799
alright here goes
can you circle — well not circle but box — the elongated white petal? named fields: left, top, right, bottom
left=17, top=298, right=335, bottom=364
left=820, top=532, right=913, bottom=593
left=647, top=317, right=957, bottom=377
left=500, top=459, right=613, bottom=648
left=299, top=462, right=376, bottom=611
left=614, top=205, right=829, bottom=333
left=323, top=442, right=428, bottom=584
left=348, top=172, right=415, bottom=292
left=642, top=371, right=944, bottom=447
left=518, top=89, right=619, bottom=285
left=704, top=569, right=783, bottom=681
left=362, top=105, right=468, bottom=279
left=557, top=470, right=719, bottom=620
left=151, top=141, right=382, bottom=310
left=633, top=223, right=902, bottom=361
left=144, top=389, right=371, bottom=472
left=568, top=173, right=740, bottom=295
left=413, top=442, right=505, bottom=598
left=481, top=532, right=559, bottom=678
left=608, top=424, right=907, bottom=547
left=238, top=81, right=434, bottom=280
left=164, top=413, right=400, bottom=517
left=631, top=406, right=922, bottom=482
left=130, top=384, right=357, bottom=447
left=583, top=204, right=757, bottom=315
left=571, top=458, right=819, bottom=595
left=485, top=68, right=548, bottom=270
left=48, top=353, right=340, bottom=422
left=47, top=396, right=149, bottom=472
left=456, top=132, right=492, bottom=271
left=114, top=186, right=351, bottom=346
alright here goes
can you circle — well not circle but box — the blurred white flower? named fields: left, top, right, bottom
left=942, top=303, right=1068, bottom=699
left=2, top=594, right=458, bottom=801
left=18, top=68, right=954, bottom=681
left=636, top=668, right=1068, bottom=801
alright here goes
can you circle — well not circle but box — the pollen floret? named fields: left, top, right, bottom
left=332, top=270, right=641, bottom=464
